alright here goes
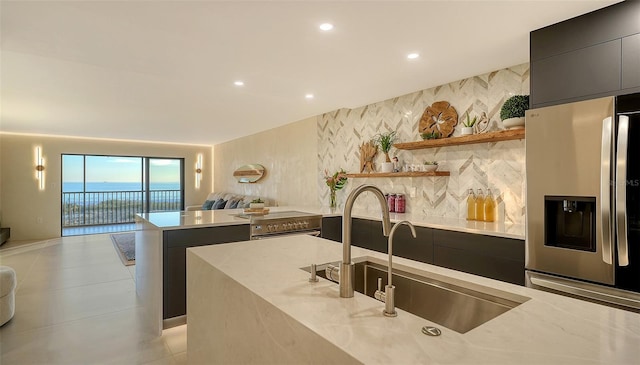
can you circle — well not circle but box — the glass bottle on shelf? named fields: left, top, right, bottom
left=387, top=194, right=396, bottom=213
left=395, top=194, right=406, bottom=213
left=466, top=189, right=476, bottom=221
left=475, top=189, right=485, bottom=222
left=484, top=189, right=496, bottom=222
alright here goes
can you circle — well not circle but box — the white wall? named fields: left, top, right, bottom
left=0, top=133, right=212, bottom=240
left=213, top=117, right=318, bottom=207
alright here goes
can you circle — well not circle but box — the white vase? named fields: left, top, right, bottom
left=249, top=202, right=264, bottom=209
left=502, top=117, right=525, bottom=129
left=380, top=162, right=394, bottom=173
left=461, top=127, right=474, bottom=135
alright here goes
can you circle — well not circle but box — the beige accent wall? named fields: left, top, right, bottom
left=213, top=117, right=317, bottom=206
left=0, top=133, right=212, bottom=240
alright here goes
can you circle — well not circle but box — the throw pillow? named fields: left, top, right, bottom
left=212, top=199, right=228, bottom=210
left=202, top=200, right=215, bottom=210
left=225, top=198, right=241, bottom=209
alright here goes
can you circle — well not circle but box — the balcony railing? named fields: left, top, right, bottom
left=62, top=190, right=182, bottom=227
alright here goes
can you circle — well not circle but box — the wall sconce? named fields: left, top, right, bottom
left=35, top=146, right=45, bottom=190
left=195, top=153, right=203, bottom=189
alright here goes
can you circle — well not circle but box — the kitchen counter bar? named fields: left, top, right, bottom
left=137, top=206, right=524, bottom=239
left=187, top=235, right=640, bottom=364
left=136, top=206, right=523, bottom=336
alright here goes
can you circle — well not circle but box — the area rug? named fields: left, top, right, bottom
left=111, top=232, right=135, bottom=266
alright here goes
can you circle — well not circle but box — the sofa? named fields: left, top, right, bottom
left=186, top=192, right=274, bottom=211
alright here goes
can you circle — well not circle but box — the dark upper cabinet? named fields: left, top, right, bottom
left=531, top=40, right=621, bottom=106
left=622, top=33, right=640, bottom=90
left=530, top=1, right=640, bottom=62
left=530, top=1, right=640, bottom=108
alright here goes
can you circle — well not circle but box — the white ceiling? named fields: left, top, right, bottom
left=0, top=1, right=619, bottom=146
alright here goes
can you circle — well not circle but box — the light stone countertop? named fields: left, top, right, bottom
left=137, top=205, right=524, bottom=239
left=188, top=235, right=640, bottom=364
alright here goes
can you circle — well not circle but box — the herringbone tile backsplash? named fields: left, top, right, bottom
left=318, top=63, right=529, bottom=224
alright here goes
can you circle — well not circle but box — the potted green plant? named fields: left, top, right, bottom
left=374, top=130, right=397, bottom=173
left=249, top=198, right=264, bottom=209
left=461, top=113, right=477, bottom=136
left=421, top=131, right=440, bottom=140
left=423, top=161, right=439, bottom=172
left=500, top=95, right=529, bottom=129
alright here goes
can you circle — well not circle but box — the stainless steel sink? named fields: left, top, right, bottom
left=303, top=258, right=530, bottom=333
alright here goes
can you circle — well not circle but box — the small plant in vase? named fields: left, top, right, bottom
left=500, top=95, right=529, bottom=129
left=324, top=169, right=348, bottom=209
left=249, top=198, right=264, bottom=209
left=461, top=113, right=477, bottom=136
left=423, top=161, right=439, bottom=172
left=374, top=130, right=397, bottom=173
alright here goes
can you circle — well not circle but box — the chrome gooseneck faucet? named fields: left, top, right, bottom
left=340, top=184, right=391, bottom=298
left=374, top=220, right=416, bottom=316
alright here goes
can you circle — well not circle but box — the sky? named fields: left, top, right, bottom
left=62, top=155, right=181, bottom=183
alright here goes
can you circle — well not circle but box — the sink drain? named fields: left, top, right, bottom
left=421, top=326, right=442, bottom=336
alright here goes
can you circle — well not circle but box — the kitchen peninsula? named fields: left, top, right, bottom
left=187, top=235, right=640, bottom=364
left=135, top=206, right=525, bottom=336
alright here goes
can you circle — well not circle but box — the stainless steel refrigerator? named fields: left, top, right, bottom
left=525, top=93, right=640, bottom=311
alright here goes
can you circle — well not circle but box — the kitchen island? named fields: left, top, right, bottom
left=187, top=235, right=640, bottom=364
left=135, top=209, right=251, bottom=335
left=136, top=206, right=525, bottom=336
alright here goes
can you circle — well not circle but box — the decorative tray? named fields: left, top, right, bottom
left=242, top=208, right=270, bottom=215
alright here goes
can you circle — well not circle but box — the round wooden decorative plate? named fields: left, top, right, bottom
left=419, top=101, right=459, bottom=138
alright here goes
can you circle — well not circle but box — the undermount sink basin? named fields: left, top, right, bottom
left=303, top=257, right=530, bottom=333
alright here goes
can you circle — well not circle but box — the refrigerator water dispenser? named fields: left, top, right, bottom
left=544, top=196, right=596, bottom=252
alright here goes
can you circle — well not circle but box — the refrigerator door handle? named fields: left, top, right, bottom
left=616, top=115, right=630, bottom=267
left=601, top=116, right=613, bottom=265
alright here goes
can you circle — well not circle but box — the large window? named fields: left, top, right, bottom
left=62, top=154, right=184, bottom=228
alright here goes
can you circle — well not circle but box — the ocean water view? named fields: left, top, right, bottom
left=63, top=182, right=181, bottom=192
left=62, top=182, right=183, bottom=227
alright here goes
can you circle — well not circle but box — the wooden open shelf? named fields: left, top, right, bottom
left=345, top=171, right=450, bottom=178
left=394, top=129, right=525, bottom=150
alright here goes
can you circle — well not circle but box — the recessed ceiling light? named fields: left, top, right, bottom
left=407, top=53, right=419, bottom=59
left=319, top=23, right=334, bottom=31
left=234, top=81, right=244, bottom=86
left=305, top=94, right=314, bottom=99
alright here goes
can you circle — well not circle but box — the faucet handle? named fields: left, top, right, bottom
left=374, top=277, right=386, bottom=303
left=308, top=264, right=319, bottom=283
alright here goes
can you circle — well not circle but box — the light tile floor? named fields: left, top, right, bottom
left=0, top=234, right=187, bottom=365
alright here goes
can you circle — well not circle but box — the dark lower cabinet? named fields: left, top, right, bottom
left=327, top=217, right=524, bottom=286
left=353, top=218, right=387, bottom=254
left=163, top=224, right=249, bottom=319
left=394, top=225, right=434, bottom=264
left=321, top=216, right=342, bottom=242
left=432, top=230, right=525, bottom=285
